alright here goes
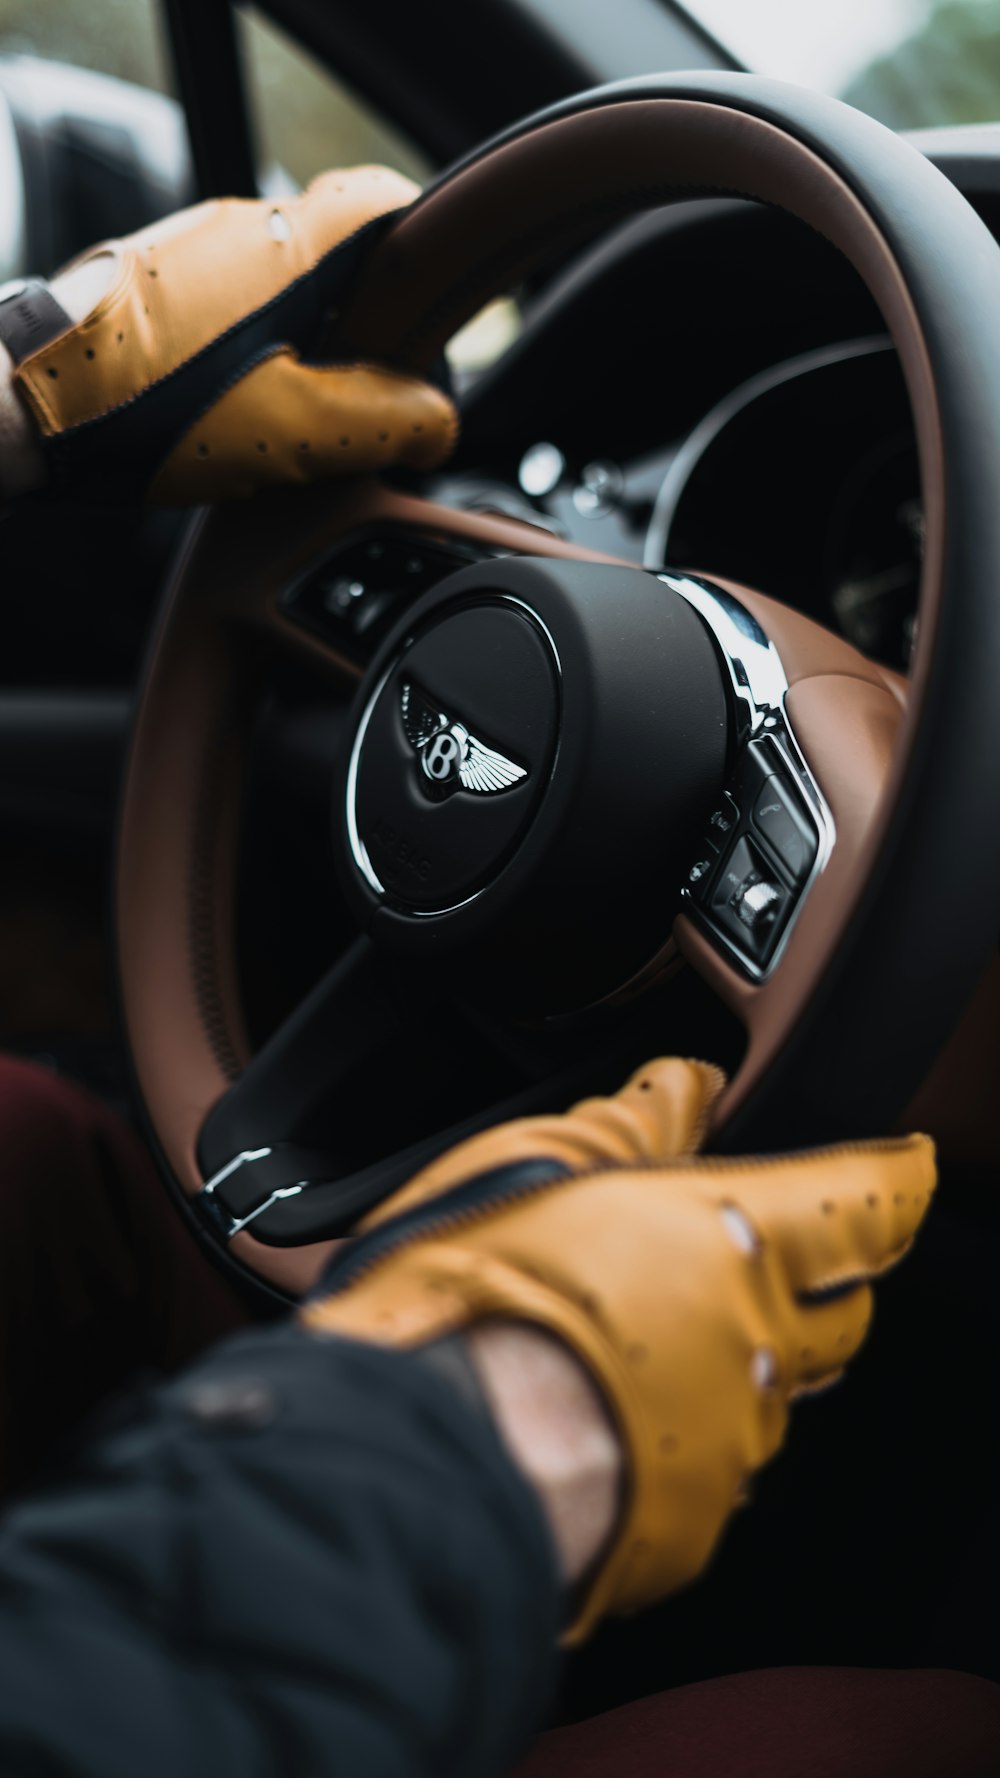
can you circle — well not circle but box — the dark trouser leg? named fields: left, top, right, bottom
left=0, top=1056, right=250, bottom=1499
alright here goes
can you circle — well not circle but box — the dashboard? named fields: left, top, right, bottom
left=441, top=338, right=919, bottom=671
left=426, top=127, right=1000, bottom=676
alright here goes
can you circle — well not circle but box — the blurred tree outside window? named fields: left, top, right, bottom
left=0, top=0, right=431, bottom=180
left=237, top=8, right=517, bottom=371
left=843, top=2, right=1000, bottom=130
left=239, top=6, right=429, bottom=187
left=0, top=0, right=171, bottom=92
left=685, top=0, right=1000, bottom=133
left=0, top=0, right=514, bottom=370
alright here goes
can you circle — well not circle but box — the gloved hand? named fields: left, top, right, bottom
left=302, top=1058, right=936, bottom=1640
left=11, top=167, right=457, bottom=503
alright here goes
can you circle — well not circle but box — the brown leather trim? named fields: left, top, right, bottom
left=676, top=664, right=905, bottom=1121
left=900, top=949, right=1000, bottom=1166
left=228, top=1228, right=340, bottom=1295
left=715, top=578, right=902, bottom=695
left=117, top=517, right=252, bottom=1197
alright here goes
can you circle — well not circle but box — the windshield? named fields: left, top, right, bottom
left=679, top=0, right=1000, bottom=130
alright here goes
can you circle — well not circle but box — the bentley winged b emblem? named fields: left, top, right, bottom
left=400, top=680, right=527, bottom=796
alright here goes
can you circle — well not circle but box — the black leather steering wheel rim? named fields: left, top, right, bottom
left=116, top=76, right=1000, bottom=1298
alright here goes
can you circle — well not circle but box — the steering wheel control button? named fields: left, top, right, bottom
left=281, top=530, right=480, bottom=659
left=705, top=793, right=740, bottom=850
left=737, top=878, right=782, bottom=932
left=710, top=837, right=756, bottom=911
left=752, top=776, right=817, bottom=881
left=341, top=556, right=730, bottom=1011
left=709, top=835, right=791, bottom=965
left=688, top=853, right=717, bottom=889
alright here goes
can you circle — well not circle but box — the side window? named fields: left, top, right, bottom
left=0, top=0, right=169, bottom=93
left=0, top=0, right=516, bottom=366
left=238, top=8, right=520, bottom=375
left=0, top=0, right=186, bottom=276
left=238, top=7, right=430, bottom=191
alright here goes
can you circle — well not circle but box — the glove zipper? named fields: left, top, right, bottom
left=315, top=1132, right=924, bottom=1302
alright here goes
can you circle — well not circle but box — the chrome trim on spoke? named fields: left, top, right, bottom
left=201, top=1147, right=272, bottom=1196
left=224, top=1185, right=305, bottom=1239
left=197, top=1148, right=307, bottom=1242
left=664, top=574, right=787, bottom=738
left=661, top=572, right=836, bottom=983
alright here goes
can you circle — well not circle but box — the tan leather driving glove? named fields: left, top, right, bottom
left=13, top=167, right=457, bottom=502
left=303, top=1058, right=936, bottom=1640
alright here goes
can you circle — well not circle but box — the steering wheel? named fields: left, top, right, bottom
left=116, top=75, right=1000, bottom=1299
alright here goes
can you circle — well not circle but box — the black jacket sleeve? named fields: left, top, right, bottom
left=0, top=1325, right=561, bottom=1776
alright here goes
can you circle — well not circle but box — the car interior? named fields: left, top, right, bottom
left=2, top=0, right=1000, bottom=1734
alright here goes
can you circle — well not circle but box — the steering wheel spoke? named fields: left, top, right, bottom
left=676, top=617, right=906, bottom=1142
left=196, top=474, right=625, bottom=678
left=190, top=932, right=663, bottom=1288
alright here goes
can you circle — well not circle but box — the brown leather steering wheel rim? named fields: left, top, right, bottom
left=117, top=77, right=1000, bottom=1296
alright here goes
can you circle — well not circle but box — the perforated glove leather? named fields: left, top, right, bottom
left=303, top=1059, right=936, bottom=1640
left=12, top=168, right=457, bottom=503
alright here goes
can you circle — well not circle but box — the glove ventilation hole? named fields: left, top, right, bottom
left=821, top=1199, right=837, bottom=1215
left=117, top=332, right=124, bottom=344
left=339, top=435, right=351, bottom=447
left=256, top=441, right=268, bottom=454
left=626, top=1342, right=648, bottom=1365
left=197, top=443, right=210, bottom=458
left=46, top=367, right=58, bottom=379
left=658, top=1433, right=679, bottom=1455
left=865, top=1194, right=880, bottom=1209
left=85, top=349, right=95, bottom=361
left=299, top=440, right=310, bottom=452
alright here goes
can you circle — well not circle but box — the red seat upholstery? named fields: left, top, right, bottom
left=516, top=1667, right=1000, bottom=1778
left=0, top=1056, right=244, bottom=1498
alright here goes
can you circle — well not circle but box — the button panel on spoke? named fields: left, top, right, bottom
left=684, top=736, right=822, bottom=976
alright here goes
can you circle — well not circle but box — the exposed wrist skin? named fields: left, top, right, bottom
left=0, top=338, right=41, bottom=498
left=463, top=1322, right=624, bottom=1585
left=305, top=1056, right=935, bottom=1642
